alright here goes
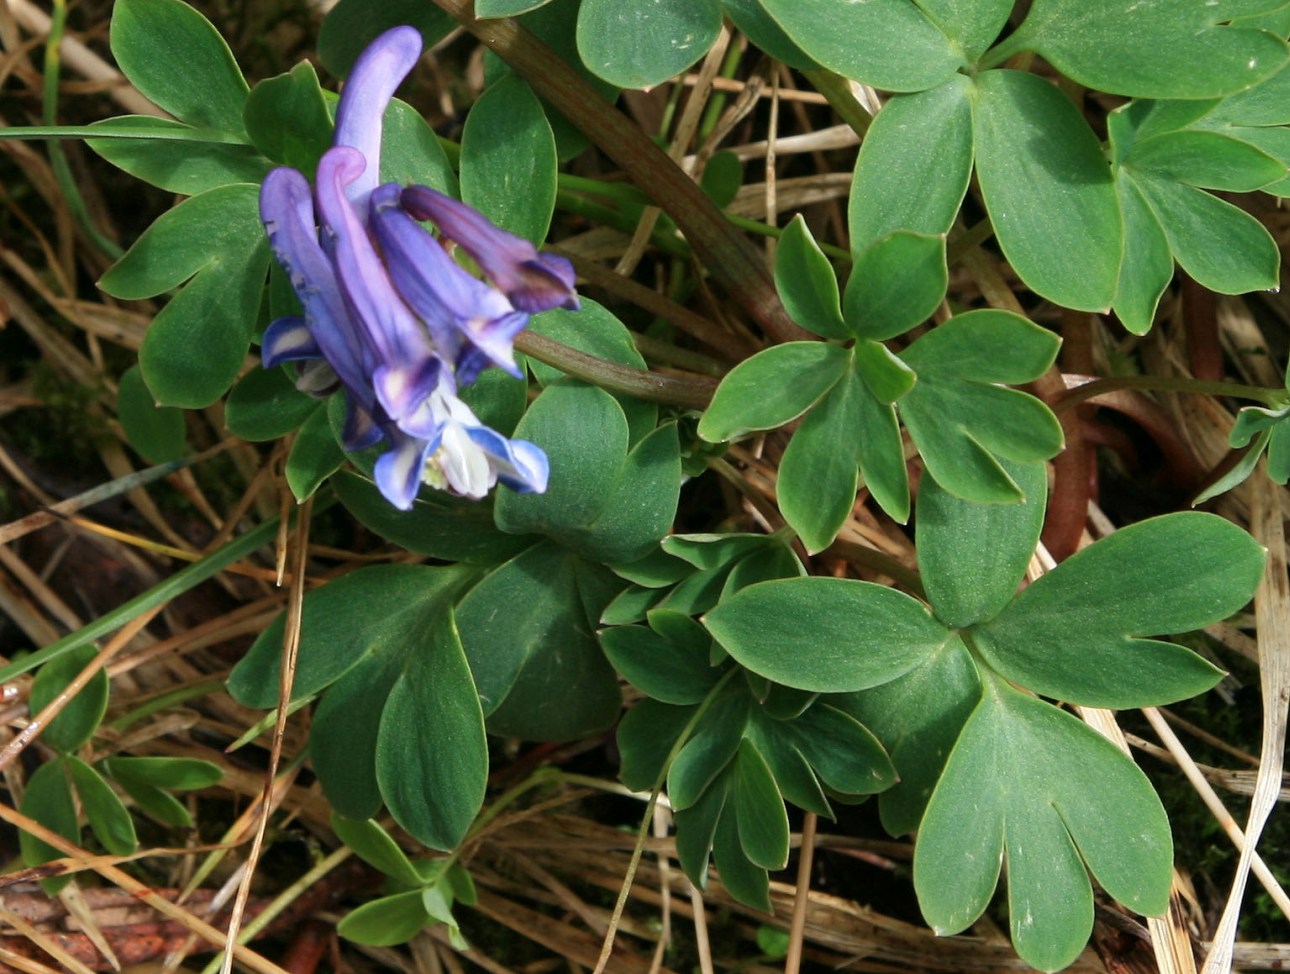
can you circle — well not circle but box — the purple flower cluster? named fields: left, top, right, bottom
left=259, top=26, right=577, bottom=509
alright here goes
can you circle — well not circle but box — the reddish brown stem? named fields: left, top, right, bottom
left=1039, top=312, right=1094, bottom=560
left=1182, top=275, right=1223, bottom=382
left=426, top=0, right=806, bottom=347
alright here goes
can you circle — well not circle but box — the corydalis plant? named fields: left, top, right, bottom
left=260, top=26, right=577, bottom=509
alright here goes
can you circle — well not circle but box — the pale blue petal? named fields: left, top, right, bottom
left=373, top=429, right=435, bottom=510
left=261, top=316, right=320, bottom=367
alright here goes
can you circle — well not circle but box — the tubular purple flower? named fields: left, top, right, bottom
left=371, top=183, right=529, bottom=383
left=259, top=167, right=383, bottom=451
left=400, top=184, right=579, bottom=313
left=331, top=25, right=422, bottom=214
left=315, top=147, right=445, bottom=428
left=256, top=26, right=571, bottom=511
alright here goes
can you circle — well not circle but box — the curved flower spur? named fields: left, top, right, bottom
left=258, top=26, right=578, bottom=509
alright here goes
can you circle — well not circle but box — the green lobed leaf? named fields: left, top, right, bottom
left=704, top=577, right=950, bottom=693
left=338, top=889, right=431, bottom=947
left=601, top=585, right=668, bottom=625
left=698, top=342, right=851, bottom=442
left=244, top=61, right=333, bottom=177
left=972, top=69, right=1122, bottom=312
left=225, top=367, right=319, bottom=442
left=853, top=338, right=915, bottom=405
left=139, top=241, right=268, bottom=408
left=619, top=698, right=694, bottom=792
left=30, top=644, right=109, bottom=754
left=577, top=0, right=723, bottom=89
left=977, top=512, right=1262, bottom=707
left=720, top=543, right=805, bottom=596
left=496, top=386, right=679, bottom=562
left=377, top=610, right=488, bottom=850
left=18, top=758, right=79, bottom=893
left=117, top=363, right=186, bottom=464
left=775, top=215, right=848, bottom=340
left=720, top=0, right=820, bottom=70
left=86, top=116, right=271, bottom=195
left=101, top=756, right=222, bottom=790
left=1109, top=98, right=1225, bottom=152
left=611, top=547, right=692, bottom=588
left=1230, top=402, right=1290, bottom=451
left=744, top=715, right=831, bottom=817
left=777, top=370, right=862, bottom=554
left=669, top=689, right=750, bottom=810
left=310, top=653, right=403, bottom=821
left=284, top=404, right=344, bottom=502
left=565, top=423, right=682, bottom=564
left=851, top=361, right=912, bottom=523
left=732, top=740, right=790, bottom=870
left=528, top=300, right=656, bottom=443
left=917, top=460, right=1048, bottom=628
left=319, top=0, right=454, bottom=77
left=1210, top=58, right=1290, bottom=125
left=600, top=618, right=722, bottom=705
left=759, top=0, right=967, bottom=92
left=334, top=470, right=531, bottom=564
left=712, top=795, right=771, bottom=910
left=664, top=534, right=771, bottom=571
left=914, top=681, right=1174, bottom=971
left=1223, top=125, right=1290, bottom=195
left=457, top=542, right=623, bottom=740
left=1112, top=173, right=1175, bottom=336
left=97, top=184, right=269, bottom=409
left=1193, top=426, right=1273, bottom=505
left=461, top=75, right=558, bottom=244
left=1130, top=169, right=1281, bottom=294
left=67, top=757, right=137, bottom=857
left=380, top=98, right=459, bottom=197
left=482, top=0, right=621, bottom=163
left=110, top=0, right=249, bottom=134
left=460, top=363, right=529, bottom=437
left=331, top=815, right=424, bottom=887
left=422, top=882, right=469, bottom=950
left=910, top=0, right=1014, bottom=62
left=494, top=383, right=626, bottom=530
left=700, top=150, right=744, bottom=209
left=228, top=563, right=475, bottom=709
left=675, top=768, right=729, bottom=885
left=98, top=183, right=263, bottom=300
left=1009, top=0, right=1290, bottom=99
left=849, top=76, right=974, bottom=252
left=843, top=231, right=947, bottom=341
left=110, top=777, right=192, bottom=827
left=788, top=703, right=895, bottom=795
left=1126, top=129, right=1287, bottom=191
left=1269, top=420, right=1290, bottom=481
left=837, top=635, right=982, bottom=835
left=477, top=0, right=556, bottom=16
left=897, top=310, right=1063, bottom=503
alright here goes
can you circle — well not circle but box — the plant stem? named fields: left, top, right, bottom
left=801, top=68, right=872, bottom=138
left=516, top=331, right=717, bottom=409
left=425, top=0, right=806, bottom=346
left=591, top=669, right=739, bottom=974
left=1054, top=374, right=1285, bottom=413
